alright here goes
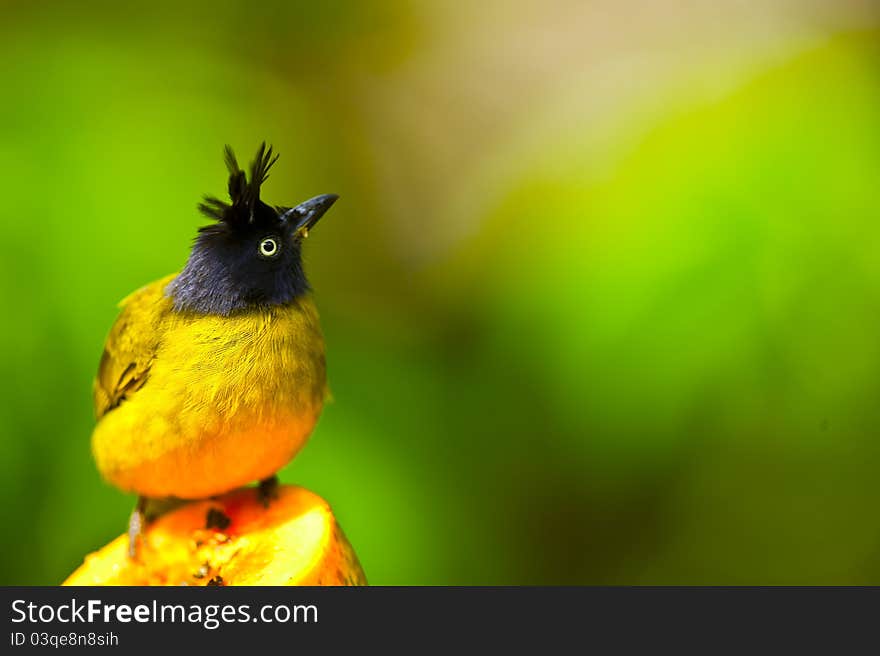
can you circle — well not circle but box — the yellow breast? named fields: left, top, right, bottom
left=92, top=278, right=327, bottom=499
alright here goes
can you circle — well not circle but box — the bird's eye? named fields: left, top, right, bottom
left=258, top=237, right=280, bottom=258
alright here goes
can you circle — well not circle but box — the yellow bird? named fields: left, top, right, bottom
left=91, top=143, right=337, bottom=555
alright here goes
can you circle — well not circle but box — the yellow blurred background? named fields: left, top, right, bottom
left=1, top=0, right=879, bottom=584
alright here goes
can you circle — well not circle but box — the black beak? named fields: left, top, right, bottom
left=284, top=194, right=338, bottom=238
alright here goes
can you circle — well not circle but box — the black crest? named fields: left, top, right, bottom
left=197, top=142, right=280, bottom=230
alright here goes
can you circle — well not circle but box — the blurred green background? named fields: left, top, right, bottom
left=1, top=0, right=880, bottom=584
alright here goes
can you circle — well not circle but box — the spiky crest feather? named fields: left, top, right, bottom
left=197, top=142, right=280, bottom=229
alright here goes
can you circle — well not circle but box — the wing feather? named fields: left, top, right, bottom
left=93, top=275, right=176, bottom=419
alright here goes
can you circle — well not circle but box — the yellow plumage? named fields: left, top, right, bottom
left=92, top=274, right=327, bottom=499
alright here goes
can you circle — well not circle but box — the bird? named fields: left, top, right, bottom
left=90, top=143, right=337, bottom=556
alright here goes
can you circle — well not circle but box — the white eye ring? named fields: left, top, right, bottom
left=259, top=237, right=280, bottom=258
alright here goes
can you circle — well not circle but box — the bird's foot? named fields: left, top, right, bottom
left=257, top=475, right=279, bottom=508
left=128, top=497, right=147, bottom=559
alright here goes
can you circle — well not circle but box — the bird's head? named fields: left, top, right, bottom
left=168, top=143, right=337, bottom=315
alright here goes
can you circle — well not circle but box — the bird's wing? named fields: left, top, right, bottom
left=93, top=274, right=177, bottom=419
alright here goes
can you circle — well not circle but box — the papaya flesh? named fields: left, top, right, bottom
left=63, top=485, right=366, bottom=586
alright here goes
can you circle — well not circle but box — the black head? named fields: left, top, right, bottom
left=167, top=143, right=337, bottom=315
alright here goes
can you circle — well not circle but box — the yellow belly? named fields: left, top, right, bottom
left=92, top=297, right=327, bottom=499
